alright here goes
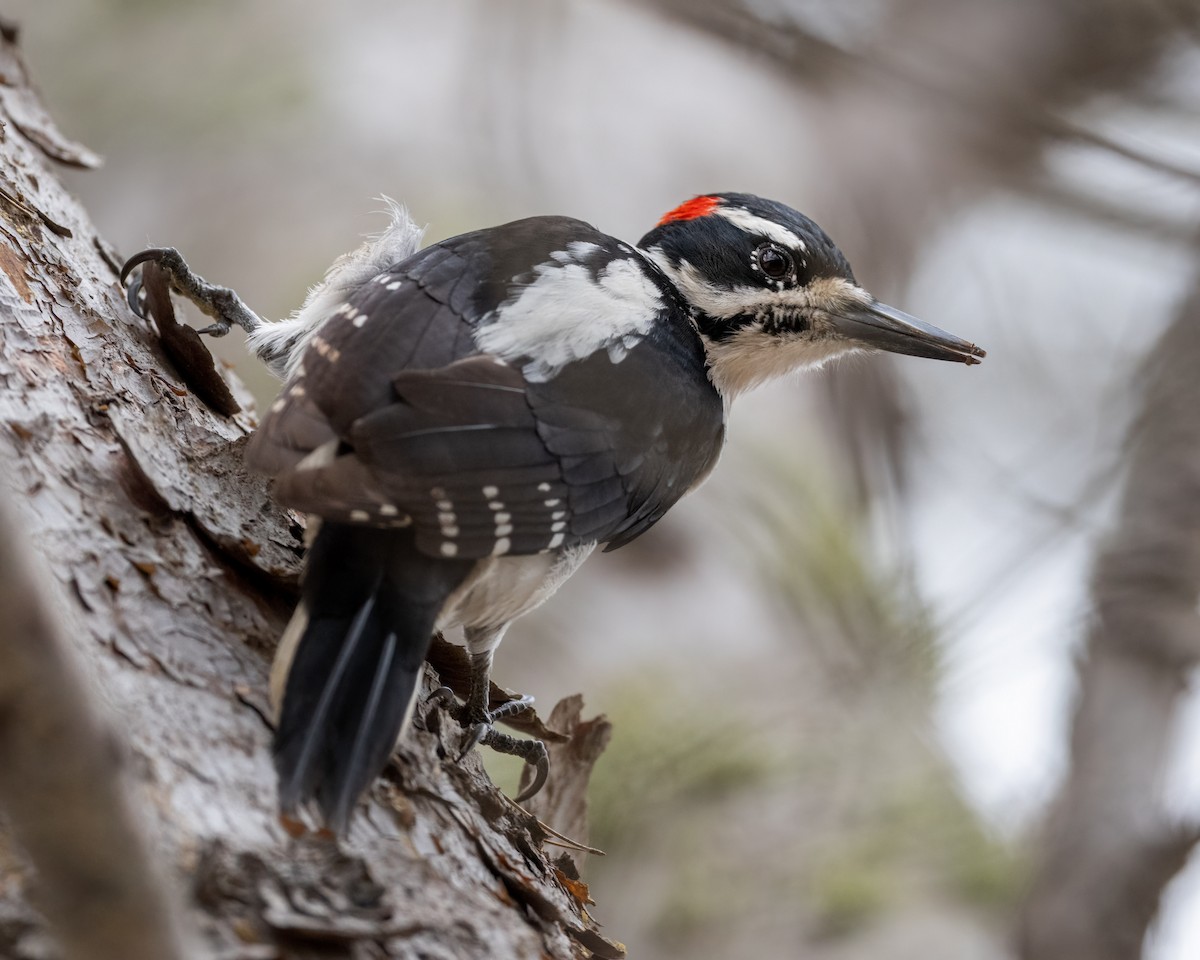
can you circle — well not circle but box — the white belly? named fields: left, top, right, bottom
left=437, top=543, right=596, bottom=635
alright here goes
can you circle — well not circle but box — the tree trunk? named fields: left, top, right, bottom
left=0, top=23, right=615, bottom=960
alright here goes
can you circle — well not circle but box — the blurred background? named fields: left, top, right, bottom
left=12, top=1, right=1200, bottom=957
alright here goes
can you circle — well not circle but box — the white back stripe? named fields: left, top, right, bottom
left=474, top=252, right=662, bottom=382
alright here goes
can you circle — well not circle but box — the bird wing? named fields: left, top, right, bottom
left=247, top=217, right=725, bottom=558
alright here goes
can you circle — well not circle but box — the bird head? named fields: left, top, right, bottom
left=638, top=193, right=985, bottom=397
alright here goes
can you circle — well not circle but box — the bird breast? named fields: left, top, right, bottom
left=436, top=542, right=597, bottom=633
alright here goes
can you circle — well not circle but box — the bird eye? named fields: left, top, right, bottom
left=757, top=244, right=792, bottom=281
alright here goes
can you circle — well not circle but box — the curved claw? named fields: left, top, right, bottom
left=116, top=246, right=264, bottom=339
left=119, top=247, right=177, bottom=286
left=125, top=272, right=146, bottom=318
left=425, top=686, right=457, bottom=708
left=195, top=322, right=231, bottom=338
left=456, top=722, right=489, bottom=762
left=513, top=742, right=550, bottom=804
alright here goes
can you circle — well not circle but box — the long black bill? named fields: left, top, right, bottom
left=833, top=299, right=986, bottom=365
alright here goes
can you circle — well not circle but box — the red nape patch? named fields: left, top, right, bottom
left=657, top=195, right=721, bottom=226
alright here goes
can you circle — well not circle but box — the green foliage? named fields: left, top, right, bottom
left=647, top=836, right=755, bottom=943
left=810, top=857, right=890, bottom=937
left=808, top=775, right=1027, bottom=937
left=717, top=439, right=941, bottom=694
left=586, top=674, right=777, bottom=853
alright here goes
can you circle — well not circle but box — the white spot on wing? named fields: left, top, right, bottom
left=492, top=537, right=512, bottom=555
left=440, top=542, right=458, bottom=557
left=482, top=485, right=499, bottom=498
left=350, top=509, right=370, bottom=522
left=295, top=440, right=338, bottom=472
left=311, top=335, right=341, bottom=363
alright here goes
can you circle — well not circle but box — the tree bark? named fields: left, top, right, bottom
left=0, top=484, right=189, bottom=960
left=0, top=24, right=614, bottom=960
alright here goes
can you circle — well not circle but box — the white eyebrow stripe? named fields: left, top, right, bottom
left=716, top=207, right=805, bottom=251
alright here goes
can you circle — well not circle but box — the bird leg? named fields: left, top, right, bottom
left=120, top=247, right=264, bottom=337
left=440, top=647, right=550, bottom=803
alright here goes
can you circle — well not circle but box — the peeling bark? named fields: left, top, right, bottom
left=0, top=27, right=614, bottom=960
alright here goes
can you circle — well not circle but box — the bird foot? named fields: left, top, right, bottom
left=120, top=247, right=264, bottom=336
left=427, top=686, right=550, bottom=803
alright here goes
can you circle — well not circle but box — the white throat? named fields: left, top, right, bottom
left=700, top=329, right=861, bottom=399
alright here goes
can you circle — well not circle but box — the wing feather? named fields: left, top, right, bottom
left=248, top=217, right=726, bottom=558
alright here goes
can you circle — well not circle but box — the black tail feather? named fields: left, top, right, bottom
left=279, top=594, right=378, bottom=814
left=332, top=629, right=399, bottom=830
left=274, top=524, right=472, bottom=832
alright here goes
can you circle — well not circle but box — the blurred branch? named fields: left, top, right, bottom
left=626, top=0, right=838, bottom=83
left=635, top=0, right=1197, bottom=187
left=1030, top=176, right=1200, bottom=249
left=0, top=486, right=188, bottom=960
left=1018, top=269, right=1200, bottom=960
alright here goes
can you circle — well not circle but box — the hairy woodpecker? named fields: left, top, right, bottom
left=122, top=193, right=984, bottom=833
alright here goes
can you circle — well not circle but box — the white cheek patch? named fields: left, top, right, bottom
left=653, top=258, right=866, bottom=324
left=679, top=275, right=872, bottom=398
left=644, top=245, right=872, bottom=397
left=475, top=252, right=663, bottom=382
left=646, top=257, right=753, bottom=320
